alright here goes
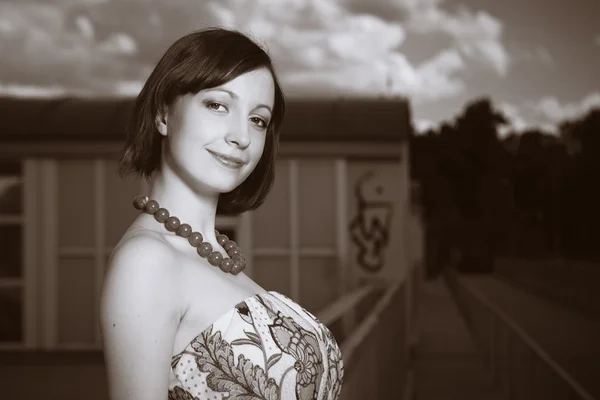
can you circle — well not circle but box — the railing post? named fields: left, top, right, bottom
left=490, top=313, right=496, bottom=381
left=342, top=308, right=356, bottom=339
left=530, top=350, right=537, bottom=400
left=504, top=327, right=512, bottom=400
left=369, top=331, right=379, bottom=399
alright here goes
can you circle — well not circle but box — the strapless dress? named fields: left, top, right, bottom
left=168, top=291, right=344, bottom=400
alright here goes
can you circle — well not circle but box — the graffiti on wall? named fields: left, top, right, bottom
left=348, top=170, right=394, bottom=273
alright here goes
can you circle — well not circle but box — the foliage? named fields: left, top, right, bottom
left=410, top=99, right=600, bottom=272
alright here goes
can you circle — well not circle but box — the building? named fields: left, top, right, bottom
left=0, top=97, right=424, bottom=397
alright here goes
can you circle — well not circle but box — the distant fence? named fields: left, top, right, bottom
left=494, top=257, right=600, bottom=315
left=445, top=268, right=597, bottom=400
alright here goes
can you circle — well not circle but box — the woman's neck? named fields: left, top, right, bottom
left=147, top=166, right=220, bottom=244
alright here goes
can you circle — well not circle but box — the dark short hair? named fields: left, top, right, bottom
left=118, top=27, right=286, bottom=215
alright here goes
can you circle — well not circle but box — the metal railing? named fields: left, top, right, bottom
left=494, top=257, right=600, bottom=316
left=444, top=268, right=597, bottom=400
left=317, top=279, right=410, bottom=400
left=0, top=277, right=413, bottom=400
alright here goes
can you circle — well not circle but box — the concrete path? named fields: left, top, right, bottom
left=413, top=278, right=504, bottom=400
left=462, top=274, right=600, bottom=399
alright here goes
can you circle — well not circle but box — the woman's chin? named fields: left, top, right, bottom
left=183, top=165, right=249, bottom=195
left=210, top=179, right=244, bottom=195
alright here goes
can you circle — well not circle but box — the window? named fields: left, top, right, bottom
left=251, top=159, right=345, bottom=311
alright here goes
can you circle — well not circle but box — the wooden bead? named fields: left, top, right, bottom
left=198, top=242, right=212, bottom=257
left=188, top=232, right=203, bottom=247
left=231, top=261, right=243, bottom=275
left=133, top=195, right=148, bottom=210
left=144, top=200, right=159, bottom=214
left=224, top=240, right=237, bottom=251
left=165, top=216, right=180, bottom=232
left=208, top=251, right=223, bottom=266
left=217, top=234, right=229, bottom=246
left=154, top=208, right=169, bottom=223
left=177, top=224, right=192, bottom=238
left=219, top=258, right=234, bottom=273
left=232, top=254, right=246, bottom=270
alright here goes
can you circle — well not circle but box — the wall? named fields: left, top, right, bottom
left=346, top=143, right=410, bottom=285
left=19, top=155, right=393, bottom=349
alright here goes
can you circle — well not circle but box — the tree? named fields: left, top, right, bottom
left=558, top=108, right=600, bottom=260
left=411, top=97, right=600, bottom=270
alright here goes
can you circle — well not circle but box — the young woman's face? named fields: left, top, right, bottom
left=159, top=67, right=275, bottom=194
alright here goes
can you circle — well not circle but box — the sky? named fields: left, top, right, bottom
left=0, top=0, right=598, bottom=136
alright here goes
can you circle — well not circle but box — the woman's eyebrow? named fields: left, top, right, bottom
left=254, top=104, right=272, bottom=114
left=207, top=88, right=238, bottom=99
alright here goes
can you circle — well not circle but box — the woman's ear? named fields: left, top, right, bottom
left=155, top=107, right=168, bottom=136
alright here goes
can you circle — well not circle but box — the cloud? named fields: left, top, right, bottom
left=411, top=6, right=508, bottom=75
left=394, top=49, right=465, bottom=103
left=494, top=94, right=600, bottom=138
left=513, top=46, right=555, bottom=67
left=0, top=83, right=69, bottom=97
left=497, top=103, right=530, bottom=136
left=497, top=94, right=600, bottom=138
left=190, top=0, right=468, bottom=102
left=1, top=0, right=510, bottom=104
left=0, top=0, right=472, bottom=102
left=414, top=118, right=437, bottom=133
left=495, top=102, right=560, bottom=137
left=347, top=0, right=509, bottom=76
left=530, top=92, right=600, bottom=124
left=279, top=47, right=466, bottom=102
left=0, top=2, right=148, bottom=94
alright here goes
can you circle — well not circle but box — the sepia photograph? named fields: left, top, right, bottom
left=0, top=0, right=598, bottom=399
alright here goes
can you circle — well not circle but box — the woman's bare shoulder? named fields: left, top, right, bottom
left=111, top=226, right=172, bottom=262
left=100, top=228, right=184, bottom=400
left=102, top=228, right=183, bottom=305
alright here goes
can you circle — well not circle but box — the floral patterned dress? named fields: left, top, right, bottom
left=168, top=291, right=344, bottom=400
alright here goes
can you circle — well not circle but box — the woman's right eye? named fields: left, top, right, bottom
left=206, top=102, right=227, bottom=112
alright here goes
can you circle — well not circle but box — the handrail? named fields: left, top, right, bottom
left=446, top=269, right=597, bottom=400
left=316, top=285, right=376, bottom=326
left=496, top=257, right=600, bottom=274
left=338, top=281, right=401, bottom=367
left=493, top=258, right=600, bottom=315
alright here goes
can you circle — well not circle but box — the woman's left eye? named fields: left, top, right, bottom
left=250, top=117, right=267, bottom=129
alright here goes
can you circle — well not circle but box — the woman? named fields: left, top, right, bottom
left=99, top=28, right=344, bottom=400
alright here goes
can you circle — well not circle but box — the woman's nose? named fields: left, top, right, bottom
left=225, top=117, right=251, bottom=148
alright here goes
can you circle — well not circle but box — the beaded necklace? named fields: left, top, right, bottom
left=132, top=195, right=246, bottom=275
